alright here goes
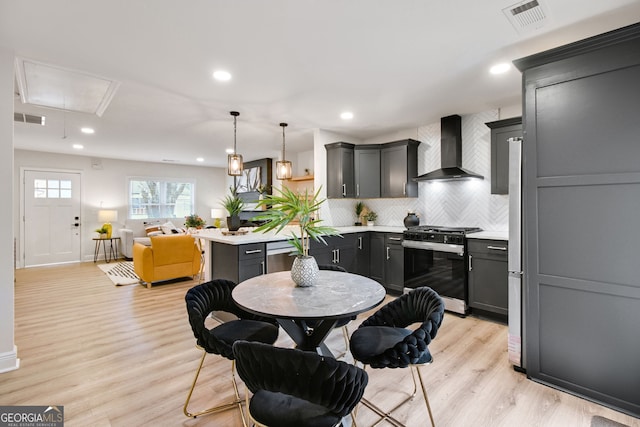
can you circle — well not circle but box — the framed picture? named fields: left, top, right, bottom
left=235, top=158, right=272, bottom=194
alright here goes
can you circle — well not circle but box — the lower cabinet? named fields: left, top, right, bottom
left=211, top=242, right=266, bottom=283
left=354, top=232, right=370, bottom=277
left=467, top=239, right=508, bottom=317
left=384, top=233, right=404, bottom=294
left=309, top=234, right=357, bottom=272
left=368, top=233, right=385, bottom=284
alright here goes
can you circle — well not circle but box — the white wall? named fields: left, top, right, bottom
left=14, top=150, right=228, bottom=264
left=0, top=45, right=18, bottom=373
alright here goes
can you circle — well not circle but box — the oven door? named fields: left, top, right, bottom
left=402, top=241, right=467, bottom=314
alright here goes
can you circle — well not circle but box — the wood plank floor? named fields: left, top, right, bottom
left=2, top=262, right=639, bottom=427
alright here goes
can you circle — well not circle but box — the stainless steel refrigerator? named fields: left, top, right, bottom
left=507, top=136, right=525, bottom=371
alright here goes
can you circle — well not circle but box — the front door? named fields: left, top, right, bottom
left=23, top=169, right=82, bottom=266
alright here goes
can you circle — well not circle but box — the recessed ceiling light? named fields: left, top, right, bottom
left=225, top=148, right=234, bottom=154
left=490, top=63, right=511, bottom=75
left=81, top=127, right=95, bottom=134
left=340, top=111, right=354, bottom=120
left=196, top=157, right=204, bottom=162
left=72, top=144, right=83, bottom=150
left=213, top=70, right=232, bottom=81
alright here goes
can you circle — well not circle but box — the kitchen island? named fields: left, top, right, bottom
left=195, top=225, right=405, bottom=283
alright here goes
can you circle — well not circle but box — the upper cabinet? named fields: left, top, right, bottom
left=325, top=142, right=355, bottom=198
left=485, top=118, right=522, bottom=194
left=326, top=139, right=419, bottom=199
left=354, top=145, right=380, bottom=198
left=381, top=139, right=419, bottom=198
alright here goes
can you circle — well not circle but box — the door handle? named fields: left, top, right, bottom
left=388, top=237, right=402, bottom=241
left=386, top=247, right=390, bottom=260
left=336, top=249, right=340, bottom=264
left=342, top=184, right=346, bottom=197
left=468, top=254, right=473, bottom=271
left=245, top=249, right=262, bottom=254
left=487, top=246, right=507, bottom=251
left=261, top=261, right=265, bottom=275
left=72, top=223, right=80, bottom=227
left=358, top=236, right=362, bottom=250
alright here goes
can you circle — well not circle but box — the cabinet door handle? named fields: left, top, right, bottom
left=468, top=254, right=473, bottom=271
left=358, top=236, right=362, bottom=250
left=388, top=237, right=402, bottom=241
left=386, top=247, right=390, bottom=260
left=357, top=184, right=360, bottom=197
left=336, top=249, right=340, bottom=264
left=245, top=249, right=262, bottom=254
left=403, top=182, right=406, bottom=196
left=261, top=261, right=265, bottom=275
left=342, top=184, right=346, bottom=197
left=487, top=246, right=507, bottom=251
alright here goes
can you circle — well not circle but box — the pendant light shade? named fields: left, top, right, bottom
left=227, top=111, right=243, bottom=176
left=276, top=122, right=292, bottom=180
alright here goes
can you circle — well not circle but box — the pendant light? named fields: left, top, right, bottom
left=227, top=111, right=243, bottom=176
left=276, top=122, right=292, bottom=180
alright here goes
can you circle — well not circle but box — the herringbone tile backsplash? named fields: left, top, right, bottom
left=324, top=109, right=509, bottom=231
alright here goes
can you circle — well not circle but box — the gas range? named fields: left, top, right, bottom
left=403, top=225, right=482, bottom=247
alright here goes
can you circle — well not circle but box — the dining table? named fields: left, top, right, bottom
left=232, top=270, right=386, bottom=357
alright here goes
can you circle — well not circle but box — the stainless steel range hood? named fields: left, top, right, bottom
left=414, top=115, right=484, bottom=181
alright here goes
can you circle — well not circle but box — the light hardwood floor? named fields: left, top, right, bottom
left=2, top=262, right=638, bottom=427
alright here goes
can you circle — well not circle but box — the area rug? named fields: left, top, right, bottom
left=97, top=261, right=140, bottom=286
left=591, top=416, right=629, bottom=427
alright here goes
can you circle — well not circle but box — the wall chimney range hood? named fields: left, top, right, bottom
left=413, top=114, right=484, bottom=182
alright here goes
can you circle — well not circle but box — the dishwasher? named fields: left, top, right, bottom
left=266, top=240, right=297, bottom=273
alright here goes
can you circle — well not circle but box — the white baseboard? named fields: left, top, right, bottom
left=0, top=345, right=20, bottom=373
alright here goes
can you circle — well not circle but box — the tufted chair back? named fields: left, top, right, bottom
left=356, top=286, right=445, bottom=368
left=185, top=279, right=278, bottom=359
left=233, top=341, right=368, bottom=425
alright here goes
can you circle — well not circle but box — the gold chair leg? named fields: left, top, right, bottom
left=357, top=362, right=432, bottom=427
left=183, top=348, right=247, bottom=426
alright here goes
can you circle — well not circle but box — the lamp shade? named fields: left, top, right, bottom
left=211, top=208, right=224, bottom=219
left=98, top=209, right=118, bottom=222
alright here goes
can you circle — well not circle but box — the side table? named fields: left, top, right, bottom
left=93, top=237, right=121, bottom=263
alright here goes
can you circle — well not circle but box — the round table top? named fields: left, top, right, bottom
left=232, top=270, right=386, bottom=321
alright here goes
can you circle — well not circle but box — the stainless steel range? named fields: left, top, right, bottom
left=402, top=225, right=482, bottom=315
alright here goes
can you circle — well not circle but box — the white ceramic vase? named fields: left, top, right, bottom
left=290, top=255, right=319, bottom=287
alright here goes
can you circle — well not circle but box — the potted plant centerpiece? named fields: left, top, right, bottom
left=184, top=214, right=206, bottom=232
left=95, top=226, right=109, bottom=239
left=222, top=187, right=245, bottom=231
left=253, top=186, right=339, bottom=287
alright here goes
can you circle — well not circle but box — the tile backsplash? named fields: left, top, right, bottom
left=324, top=109, right=509, bottom=231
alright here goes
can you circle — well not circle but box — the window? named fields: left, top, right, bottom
left=34, top=179, right=72, bottom=199
left=128, top=178, right=194, bottom=219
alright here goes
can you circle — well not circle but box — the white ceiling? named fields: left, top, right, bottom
left=2, top=0, right=639, bottom=169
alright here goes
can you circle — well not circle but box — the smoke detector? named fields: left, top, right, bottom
left=503, top=0, right=548, bottom=34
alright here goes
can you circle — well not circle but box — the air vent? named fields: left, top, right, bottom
left=14, top=112, right=45, bottom=125
left=503, top=0, right=547, bottom=34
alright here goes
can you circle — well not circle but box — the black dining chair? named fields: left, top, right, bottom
left=233, top=340, right=369, bottom=427
left=349, top=286, right=445, bottom=427
left=184, top=279, right=279, bottom=422
left=316, top=264, right=355, bottom=357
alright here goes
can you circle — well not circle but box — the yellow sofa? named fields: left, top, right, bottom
left=133, top=234, right=201, bottom=288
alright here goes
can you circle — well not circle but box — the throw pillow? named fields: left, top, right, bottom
left=144, top=222, right=162, bottom=236
left=160, top=221, right=177, bottom=235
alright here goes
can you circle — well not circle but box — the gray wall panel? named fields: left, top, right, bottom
left=537, top=183, right=640, bottom=287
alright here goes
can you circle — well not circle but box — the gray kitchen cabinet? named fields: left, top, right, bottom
left=381, top=139, right=419, bottom=198
left=354, top=232, right=370, bottom=277
left=384, top=233, right=404, bottom=294
left=309, top=233, right=357, bottom=272
left=514, top=22, right=640, bottom=416
left=468, top=239, right=508, bottom=317
left=485, top=117, right=522, bottom=194
left=325, top=142, right=355, bottom=198
left=354, top=145, right=380, bottom=198
left=211, top=241, right=265, bottom=283
left=368, top=233, right=385, bottom=284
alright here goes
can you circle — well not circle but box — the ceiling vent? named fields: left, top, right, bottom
left=503, top=0, right=548, bottom=34
left=14, top=112, right=45, bottom=125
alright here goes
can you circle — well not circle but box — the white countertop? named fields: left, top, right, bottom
left=466, top=230, right=509, bottom=241
left=194, top=225, right=406, bottom=245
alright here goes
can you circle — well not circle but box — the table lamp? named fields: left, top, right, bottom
left=211, top=208, right=224, bottom=228
left=98, top=209, right=118, bottom=238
